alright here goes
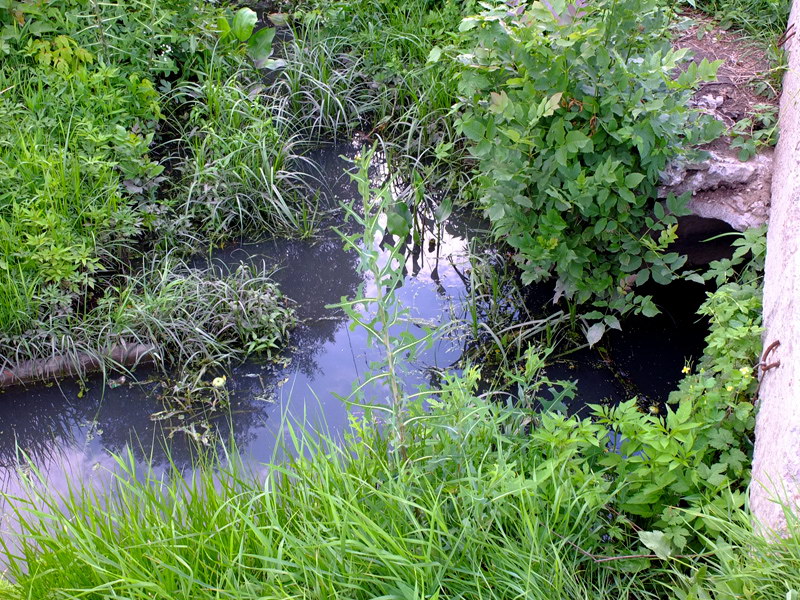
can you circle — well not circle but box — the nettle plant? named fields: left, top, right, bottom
left=452, top=0, right=724, bottom=330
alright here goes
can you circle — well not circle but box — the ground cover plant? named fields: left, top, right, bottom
left=1, top=0, right=797, bottom=597
left=0, top=165, right=783, bottom=599
left=0, top=0, right=307, bottom=375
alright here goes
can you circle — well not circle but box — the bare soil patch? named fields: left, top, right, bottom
left=675, top=9, right=778, bottom=127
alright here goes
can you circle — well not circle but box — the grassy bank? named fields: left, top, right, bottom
left=0, top=1, right=314, bottom=376
left=0, top=0, right=795, bottom=596
left=0, top=260, right=779, bottom=598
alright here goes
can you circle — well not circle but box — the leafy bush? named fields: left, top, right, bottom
left=451, top=0, right=724, bottom=324
left=2, top=271, right=763, bottom=597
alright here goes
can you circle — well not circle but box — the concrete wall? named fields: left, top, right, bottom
left=750, top=0, right=800, bottom=535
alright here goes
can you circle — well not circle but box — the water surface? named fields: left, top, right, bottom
left=0, top=144, right=709, bottom=521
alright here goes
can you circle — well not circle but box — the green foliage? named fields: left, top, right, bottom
left=0, top=0, right=313, bottom=351
left=217, top=7, right=282, bottom=70
left=94, top=261, right=297, bottom=368
left=513, top=268, right=761, bottom=554
left=453, top=0, right=724, bottom=321
left=698, top=224, right=766, bottom=287
left=1, top=268, right=765, bottom=597
left=0, top=0, right=224, bottom=334
left=730, top=104, right=779, bottom=161
left=168, top=72, right=315, bottom=243
left=0, top=258, right=296, bottom=379
left=285, top=0, right=469, bottom=176
left=2, top=377, right=653, bottom=599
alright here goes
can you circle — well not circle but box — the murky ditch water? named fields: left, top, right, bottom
left=0, top=143, right=710, bottom=523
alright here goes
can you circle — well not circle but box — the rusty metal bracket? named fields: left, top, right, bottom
left=760, top=340, right=781, bottom=374
left=779, top=23, right=796, bottom=48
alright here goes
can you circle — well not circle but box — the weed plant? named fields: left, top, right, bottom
left=0, top=150, right=781, bottom=600
left=167, top=71, right=319, bottom=243
left=0, top=258, right=295, bottom=381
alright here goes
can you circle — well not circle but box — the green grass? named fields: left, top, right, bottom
left=5, top=371, right=800, bottom=600
left=276, top=0, right=469, bottom=190
left=167, top=69, right=320, bottom=242
left=1, top=377, right=663, bottom=599
left=0, top=0, right=320, bottom=364
left=0, top=257, right=295, bottom=382
left=692, top=0, right=791, bottom=40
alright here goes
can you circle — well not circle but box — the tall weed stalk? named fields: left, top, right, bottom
left=329, top=145, right=432, bottom=463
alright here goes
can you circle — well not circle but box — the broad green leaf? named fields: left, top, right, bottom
left=232, top=7, right=258, bottom=41
left=460, top=118, right=485, bottom=142
left=638, top=530, right=673, bottom=560
left=624, top=172, right=645, bottom=188
left=487, top=202, right=506, bottom=221
left=248, top=27, right=276, bottom=68
left=387, top=211, right=411, bottom=238
left=427, top=46, right=442, bottom=63
left=543, top=92, right=563, bottom=117
left=565, top=130, right=592, bottom=153
left=502, top=128, right=521, bottom=143
left=458, top=18, right=479, bottom=31
left=217, top=15, right=231, bottom=37
left=434, top=198, right=453, bottom=224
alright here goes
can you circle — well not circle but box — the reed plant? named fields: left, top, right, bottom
left=0, top=257, right=295, bottom=382
left=1, top=141, right=796, bottom=600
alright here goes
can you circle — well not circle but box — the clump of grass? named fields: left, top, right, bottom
left=167, top=69, right=321, bottom=242
left=274, top=0, right=468, bottom=160
left=0, top=258, right=295, bottom=383
left=270, top=31, right=379, bottom=139
left=1, top=374, right=658, bottom=599
left=691, top=0, right=790, bottom=40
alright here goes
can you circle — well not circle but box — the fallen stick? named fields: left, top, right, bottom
left=0, top=343, right=158, bottom=389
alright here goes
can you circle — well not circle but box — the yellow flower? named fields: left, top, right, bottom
left=681, top=365, right=691, bottom=374
left=739, top=366, right=752, bottom=378
left=211, top=375, right=227, bottom=389
left=726, top=385, right=734, bottom=392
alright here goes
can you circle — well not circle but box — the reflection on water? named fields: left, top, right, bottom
left=0, top=144, right=480, bottom=507
left=0, top=143, right=710, bottom=539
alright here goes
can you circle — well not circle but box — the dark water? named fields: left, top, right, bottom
left=0, top=144, right=710, bottom=519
